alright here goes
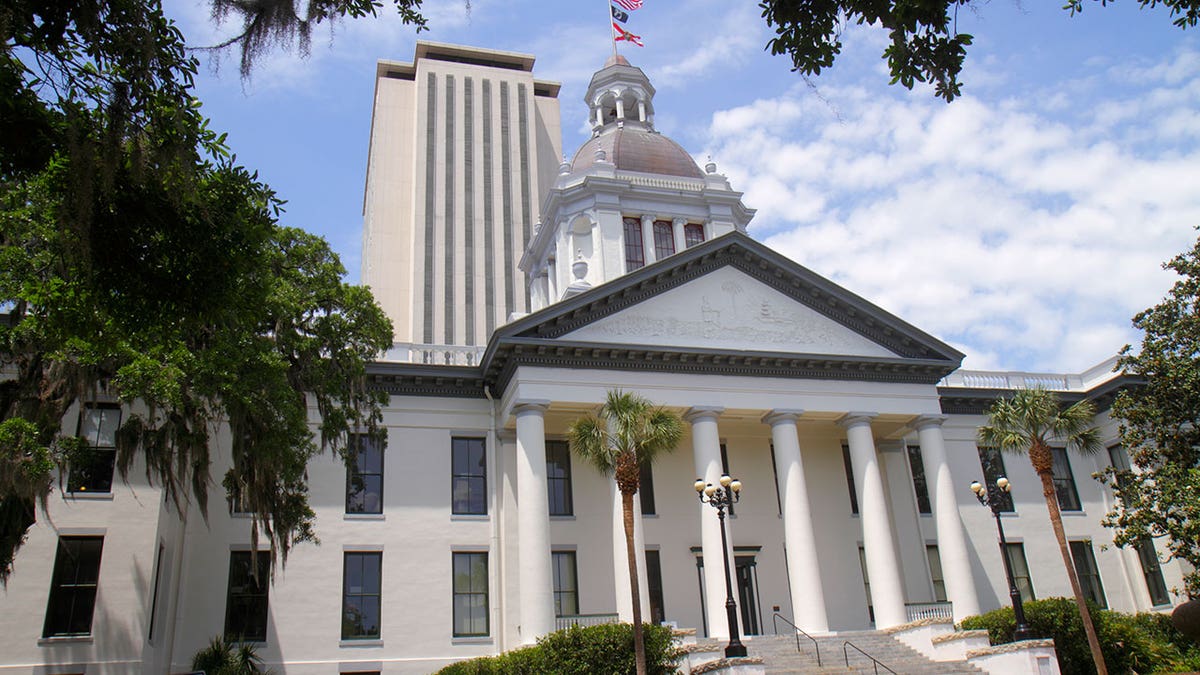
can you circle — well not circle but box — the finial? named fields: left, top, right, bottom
left=705, top=155, right=718, bottom=174
left=594, top=148, right=607, bottom=163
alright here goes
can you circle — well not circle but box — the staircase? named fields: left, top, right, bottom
left=746, top=630, right=986, bottom=674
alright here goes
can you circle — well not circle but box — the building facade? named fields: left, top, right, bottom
left=0, top=44, right=1190, bottom=675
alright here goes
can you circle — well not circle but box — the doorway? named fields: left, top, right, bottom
left=735, top=555, right=761, bottom=635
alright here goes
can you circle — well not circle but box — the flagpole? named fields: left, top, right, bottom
left=607, top=0, right=617, bottom=57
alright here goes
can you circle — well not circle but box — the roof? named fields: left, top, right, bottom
left=571, top=125, right=705, bottom=179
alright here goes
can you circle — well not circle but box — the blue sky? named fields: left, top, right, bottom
left=166, top=0, right=1200, bottom=373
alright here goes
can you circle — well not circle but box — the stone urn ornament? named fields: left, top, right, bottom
left=1173, top=596, right=1200, bottom=641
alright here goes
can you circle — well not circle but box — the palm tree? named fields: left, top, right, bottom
left=569, top=390, right=683, bottom=675
left=978, top=387, right=1106, bottom=675
left=190, top=635, right=272, bottom=674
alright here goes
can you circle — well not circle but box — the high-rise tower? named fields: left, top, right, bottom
left=362, top=42, right=563, bottom=351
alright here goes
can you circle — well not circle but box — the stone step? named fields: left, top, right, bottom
left=744, top=633, right=986, bottom=675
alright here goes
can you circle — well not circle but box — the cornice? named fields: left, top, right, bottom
left=936, top=373, right=1143, bottom=415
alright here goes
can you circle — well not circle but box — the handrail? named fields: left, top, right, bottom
left=843, top=641, right=897, bottom=675
left=770, top=613, right=821, bottom=667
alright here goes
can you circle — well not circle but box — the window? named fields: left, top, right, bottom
left=1069, top=540, right=1107, bottom=608
left=1136, top=539, right=1170, bottom=606
left=842, top=445, right=859, bottom=515
left=1108, top=444, right=1133, bottom=491
left=68, top=405, right=120, bottom=493
left=551, top=551, right=578, bottom=617
left=684, top=223, right=705, bottom=248
left=907, top=444, right=931, bottom=515
left=646, top=550, right=665, bottom=624
left=546, top=440, right=573, bottom=516
left=1051, top=448, right=1082, bottom=512
left=343, top=552, right=382, bottom=639
left=148, top=543, right=165, bottom=642
left=43, top=536, right=104, bottom=637
left=768, top=444, right=782, bottom=516
left=977, top=447, right=1014, bottom=512
left=653, top=220, right=675, bottom=259
left=720, top=444, right=734, bottom=516
left=638, top=462, right=656, bottom=515
left=452, top=437, right=487, bottom=515
left=926, top=545, right=947, bottom=602
left=224, top=551, right=270, bottom=642
left=1005, top=543, right=1035, bottom=603
left=623, top=217, right=644, bottom=271
left=347, top=435, right=384, bottom=514
left=452, top=552, right=489, bottom=636
left=858, top=545, right=873, bottom=623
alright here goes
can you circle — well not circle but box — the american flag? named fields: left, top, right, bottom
left=613, top=0, right=643, bottom=12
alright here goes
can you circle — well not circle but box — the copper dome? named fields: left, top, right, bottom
left=571, top=126, right=704, bottom=179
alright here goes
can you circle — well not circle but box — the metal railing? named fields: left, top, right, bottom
left=771, top=613, right=821, bottom=667
left=905, top=601, right=953, bottom=622
left=555, top=613, right=619, bottom=630
left=843, top=641, right=897, bottom=674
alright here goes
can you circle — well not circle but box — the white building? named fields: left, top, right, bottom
left=0, top=43, right=1189, bottom=675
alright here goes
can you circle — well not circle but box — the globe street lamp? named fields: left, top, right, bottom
left=696, top=474, right=748, bottom=658
left=971, top=476, right=1036, bottom=641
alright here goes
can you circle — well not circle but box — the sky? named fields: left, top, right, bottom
left=165, top=0, right=1200, bottom=374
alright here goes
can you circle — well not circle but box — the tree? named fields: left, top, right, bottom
left=1101, top=231, right=1200, bottom=597
left=979, top=388, right=1107, bottom=674
left=568, top=391, right=683, bottom=675
left=191, top=635, right=273, bottom=675
left=757, top=0, right=1200, bottom=101
left=0, top=0, right=393, bottom=582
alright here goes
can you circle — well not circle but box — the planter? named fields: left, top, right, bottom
left=1172, top=598, right=1200, bottom=641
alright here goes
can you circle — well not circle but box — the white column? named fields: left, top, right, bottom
left=612, top=481, right=651, bottom=622
left=672, top=217, right=687, bottom=254
left=637, top=99, right=647, bottom=122
left=515, top=400, right=555, bottom=642
left=915, top=415, right=981, bottom=621
left=764, top=410, right=829, bottom=633
left=615, top=94, right=625, bottom=121
left=640, top=215, right=656, bottom=264
left=841, top=412, right=907, bottom=629
left=686, top=406, right=737, bottom=639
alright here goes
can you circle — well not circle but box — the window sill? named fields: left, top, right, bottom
left=452, top=636, right=493, bottom=645
left=340, top=638, right=383, bottom=648
left=451, top=514, right=489, bottom=522
left=38, top=636, right=94, bottom=646
left=643, top=513, right=659, bottom=519
left=1061, top=510, right=1087, bottom=517
left=550, top=515, right=576, bottom=521
left=344, top=513, right=386, bottom=521
left=64, top=492, right=113, bottom=501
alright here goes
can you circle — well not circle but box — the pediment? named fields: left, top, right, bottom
left=561, top=266, right=899, bottom=358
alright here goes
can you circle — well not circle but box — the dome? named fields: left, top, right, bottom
left=571, top=125, right=705, bottom=179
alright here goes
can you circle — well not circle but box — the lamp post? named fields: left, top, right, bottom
left=695, top=474, right=748, bottom=658
left=970, top=476, right=1036, bottom=641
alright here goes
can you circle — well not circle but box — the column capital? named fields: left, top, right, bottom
left=683, top=406, right=724, bottom=423
left=513, top=399, right=551, bottom=416
left=913, top=414, right=949, bottom=431
left=762, top=409, right=805, bottom=426
left=672, top=216, right=688, bottom=227
left=838, top=412, right=878, bottom=429
left=640, top=214, right=654, bottom=226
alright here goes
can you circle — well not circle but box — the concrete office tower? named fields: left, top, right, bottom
left=362, top=42, right=563, bottom=350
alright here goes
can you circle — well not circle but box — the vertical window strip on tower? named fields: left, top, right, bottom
left=464, top=76, right=476, bottom=344
left=623, top=217, right=645, bottom=271
left=500, top=81, right=515, bottom=320
left=444, top=74, right=456, bottom=345
left=482, top=79, right=496, bottom=335
left=518, top=82, right=532, bottom=312
left=653, top=220, right=675, bottom=259
left=423, top=72, right=437, bottom=344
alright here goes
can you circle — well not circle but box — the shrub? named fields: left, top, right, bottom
left=434, top=622, right=683, bottom=675
left=190, top=635, right=273, bottom=675
left=961, top=598, right=1200, bottom=675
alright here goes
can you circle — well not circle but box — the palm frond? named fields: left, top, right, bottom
left=567, top=414, right=616, bottom=475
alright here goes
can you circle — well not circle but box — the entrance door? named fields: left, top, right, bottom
left=735, top=556, right=760, bottom=635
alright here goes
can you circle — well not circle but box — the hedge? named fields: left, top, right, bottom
left=435, top=622, right=683, bottom=675
left=961, top=597, right=1200, bottom=675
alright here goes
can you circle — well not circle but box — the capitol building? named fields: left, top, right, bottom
left=0, top=42, right=1189, bottom=675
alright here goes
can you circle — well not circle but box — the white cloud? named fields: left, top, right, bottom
left=706, top=47, right=1200, bottom=373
